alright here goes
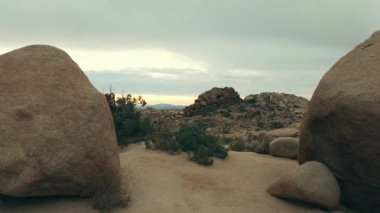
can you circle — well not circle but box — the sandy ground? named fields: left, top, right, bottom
left=0, top=143, right=352, bottom=213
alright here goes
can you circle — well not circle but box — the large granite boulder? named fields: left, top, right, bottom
left=298, top=32, right=380, bottom=211
left=0, top=45, right=121, bottom=197
left=268, top=161, right=340, bottom=210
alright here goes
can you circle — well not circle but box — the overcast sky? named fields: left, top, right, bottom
left=1, top=0, right=380, bottom=104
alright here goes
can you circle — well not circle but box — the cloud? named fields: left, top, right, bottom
left=68, top=48, right=207, bottom=72
left=1, top=0, right=380, bottom=104
left=2, top=0, right=379, bottom=49
left=226, top=69, right=271, bottom=77
left=143, top=72, right=178, bottom=80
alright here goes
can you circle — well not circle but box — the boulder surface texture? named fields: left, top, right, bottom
left=0, top=45, right=121, bottom=197
left=298, top=31, right=380, bottom=212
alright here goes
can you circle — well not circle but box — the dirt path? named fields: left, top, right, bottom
left=0, top=143, right=347, bottom=213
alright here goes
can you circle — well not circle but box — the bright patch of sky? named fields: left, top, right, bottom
left=69, top=49, right=207, bottom=72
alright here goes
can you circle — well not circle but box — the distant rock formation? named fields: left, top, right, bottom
left=244, top=92, right=308, bottom=111
left=146, top=88, right=308, bottom=138
left=299, top=31, right=380, bottom=212
left=183, top=87, right=308, bottom=129
left=244, top=93, right=308, bottom=130
left=183, top=87, right=242, bottom=116
left=0, top=45, right=121, bottom=197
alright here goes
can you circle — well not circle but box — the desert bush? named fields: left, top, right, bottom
left=176, top=123, right=207, bottom=152
left=150, top=130, right=171, bottom=146
left=209, top=142, right=228, bottom=159
left=150, top=123, right=228, bottom=165
left=91, top=175, right=129, bottom=213
left=254, top=131, right=273, bottom=154
left=105, top=92, right=154, bottom=146
left=191, top=145, right=213, bottom=165
left=230, top=139, right=245, bottom=152
left=177, top=123, right=228, bottom=160
left=153, top=131, right=180, bottom=154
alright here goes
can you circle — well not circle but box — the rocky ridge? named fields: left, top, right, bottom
left=145, top=87, right=309, bottom=136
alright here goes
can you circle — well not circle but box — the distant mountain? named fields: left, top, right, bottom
left=141, top=104, right=185, bottom=110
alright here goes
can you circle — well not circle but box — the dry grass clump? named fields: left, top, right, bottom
left=91, top=175, right=130, bottom=213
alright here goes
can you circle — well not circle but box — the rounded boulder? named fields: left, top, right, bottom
left=0, top=45, right=121, bottom=197
left=270, top=137, right=299, bottom=159
left=298, top=31, right=380, bottom=211
left=267, top=161, right=340, bottom=209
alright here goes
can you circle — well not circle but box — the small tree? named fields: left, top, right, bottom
left=105, top=92, right=154, bottom=146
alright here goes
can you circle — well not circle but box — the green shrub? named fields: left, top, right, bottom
left=209, top=143, right=228, bottom=159
left=176, top=123, right=207, bottom=152
left=151, top=123, right=228, bottom=166
left=160, top=138, right=180, bottom=153
left=105, top=92, right=154, bottom=146
left=176, top=123, right=227, bottom=158
left=192, top=145, right=213, bottom=166
left=148, top=130, right=180, bottom=154
left=230, top=139, right=245, bottom=152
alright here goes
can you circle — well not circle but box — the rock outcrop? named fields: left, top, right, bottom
left=183, top=87, right=242, bottom=116
left=174, top=88, right=308, bottom=135
left=298, top=32, right=380, bottom=212
left=268, top=161, right=340, bottom=209
left=244, top=93, right=308, bottom=130
left=269, top=137, right=299, bottom=159
left=0, top=45, right=121, bottom=197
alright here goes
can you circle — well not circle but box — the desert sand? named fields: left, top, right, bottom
left=0, top=143, right=350, bottom=213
